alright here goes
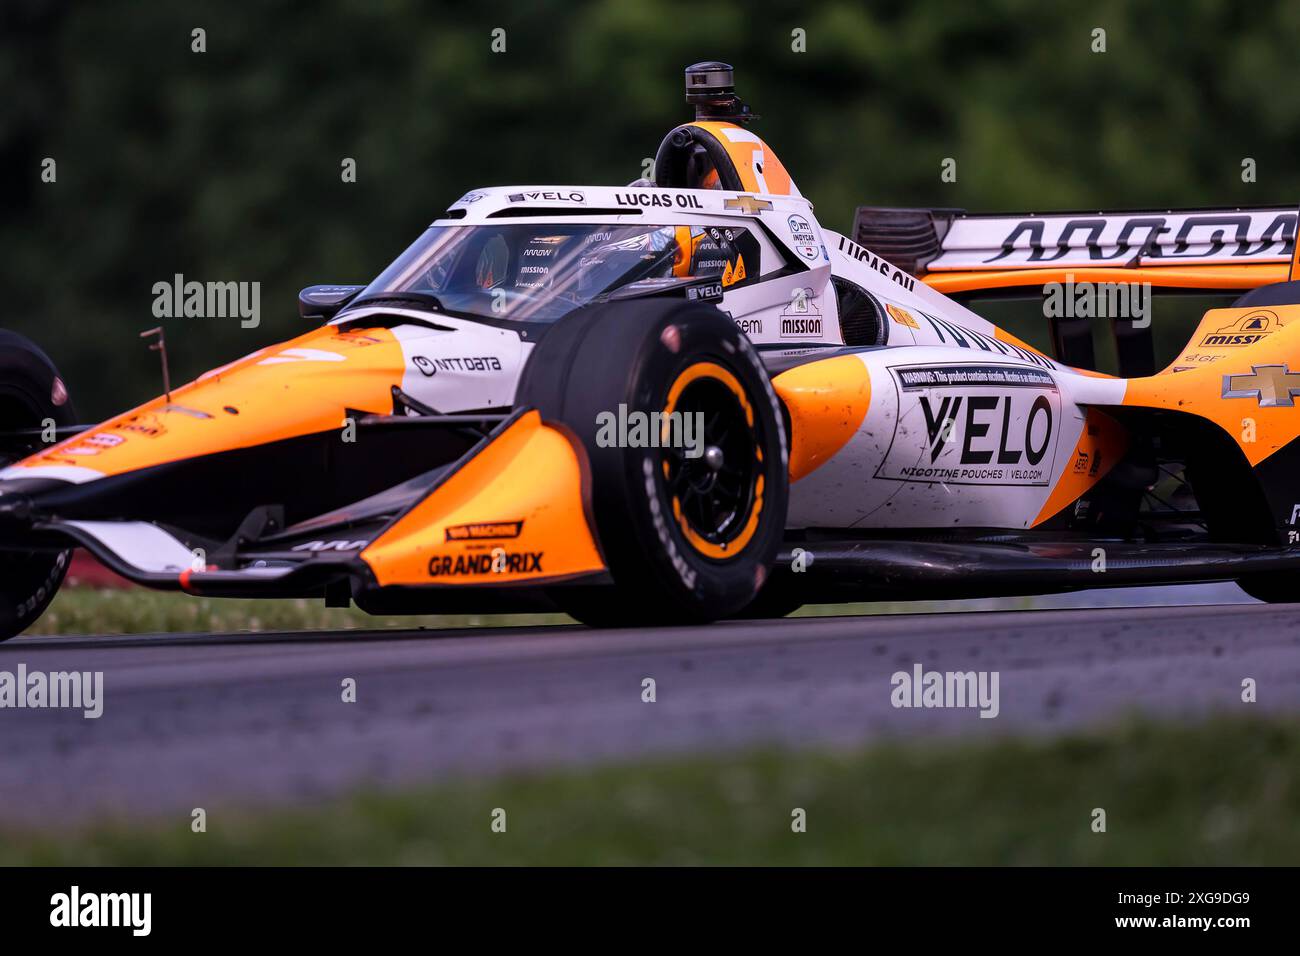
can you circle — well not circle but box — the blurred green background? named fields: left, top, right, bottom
left=4, top=0, right=1300, bottom=419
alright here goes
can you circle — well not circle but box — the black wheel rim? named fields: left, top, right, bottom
left=661, top=371, right=760, bottom=553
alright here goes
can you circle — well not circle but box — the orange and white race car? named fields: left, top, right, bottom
left=3, top=61, right=1300, bottom=637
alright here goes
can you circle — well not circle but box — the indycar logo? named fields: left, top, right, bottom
left=788, top=214, right=816, bottom=242
left=788, top=215, right=819, bottom=259
left=1222, top=364, right=1300, bottom=407
left=877, top=364, right=1059, bottom=486
left=1199, top=311, right=1275, bottom=348
left=428, top=551, right=543, bottom=576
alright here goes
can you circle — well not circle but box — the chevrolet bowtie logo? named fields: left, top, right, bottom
left=723, top=195, right=773, bottom=214
left=1222, top=364, right=1300, bottom=407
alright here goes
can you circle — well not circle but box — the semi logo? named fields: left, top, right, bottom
left=876, top=364, right=1060, bottom=486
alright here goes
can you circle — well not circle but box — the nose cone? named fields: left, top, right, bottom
left=2, top=324, right=409, bottom=492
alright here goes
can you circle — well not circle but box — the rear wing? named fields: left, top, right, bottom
left=852, top=205, right=1299, bottom=296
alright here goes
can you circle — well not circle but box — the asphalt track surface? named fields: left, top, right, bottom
left=2, top=586, right=1298, bottom=825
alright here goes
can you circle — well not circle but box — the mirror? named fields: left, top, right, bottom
left=298, top=285, right=364, bottom=322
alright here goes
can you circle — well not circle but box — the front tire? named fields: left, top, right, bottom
left=518, top=299, right=789, bottom=626
left=730, top=576, right=805, bottom=619
left=0, top=330, right=76, bottom=641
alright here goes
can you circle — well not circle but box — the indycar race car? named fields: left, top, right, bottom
left=3, top=61, right=1300, bottom=638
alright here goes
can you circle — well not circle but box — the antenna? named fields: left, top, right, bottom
left=140, top=326, right=172, bottom=403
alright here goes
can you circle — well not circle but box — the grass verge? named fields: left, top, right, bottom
left=3, top=716, right=1296, bottom=865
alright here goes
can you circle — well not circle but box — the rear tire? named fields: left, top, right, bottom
left=519, top=299, right=789, bottom=626
left=0, top=330, right=76, bottom=641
